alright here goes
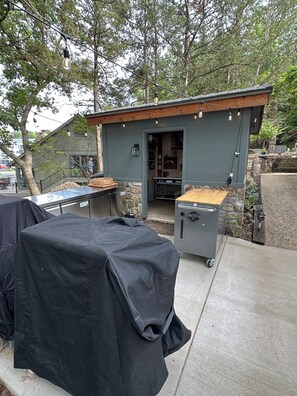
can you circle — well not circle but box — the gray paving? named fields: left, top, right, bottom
left=1, top=237, right=297, bottom=396
left=172, top=238, right=297, bottom=396
left=261, top=173, right=297, bottom=251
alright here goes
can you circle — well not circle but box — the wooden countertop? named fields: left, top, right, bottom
left=176, top=188, right=228, bottom=206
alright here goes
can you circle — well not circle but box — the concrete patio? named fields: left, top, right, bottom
left=1, top=235, right=297, bottom=396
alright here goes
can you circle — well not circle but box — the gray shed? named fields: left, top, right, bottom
left=86, top=86, right=272, bottom=234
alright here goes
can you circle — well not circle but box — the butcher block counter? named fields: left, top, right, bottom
left=176, top=188, right=228, bottom=206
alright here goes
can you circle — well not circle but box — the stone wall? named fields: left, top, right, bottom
left=119, top=181, right=142, bottom=218
left=120, top=180, right=246, bottom=237
left=260, top=153, right=297, bottom=173
left=184, top=184, right=245, bottom=237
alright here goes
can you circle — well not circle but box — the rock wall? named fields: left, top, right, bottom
left=119, top=181, right=142, bottom=218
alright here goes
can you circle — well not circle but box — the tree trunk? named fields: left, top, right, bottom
left=23, top=155, right=40, bottom=195
left=93, top=50, right=103, bottom=172
left=19, top=87, right=43, bottom=195
left=182, top=0, right=191, bottom=96
left=93, top=1, right=104, bottom=172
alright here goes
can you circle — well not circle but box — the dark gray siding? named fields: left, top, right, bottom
left=184, top=109, right=250, bottom=187
left=104, top=123, right=143, bottom=180
left=103, top=108, right=251, bottom=188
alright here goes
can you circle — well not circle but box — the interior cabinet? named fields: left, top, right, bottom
left=153, top=177, right=182, bottom=200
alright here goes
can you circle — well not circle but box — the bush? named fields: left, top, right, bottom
left=244, top=181, right=259, bottom=212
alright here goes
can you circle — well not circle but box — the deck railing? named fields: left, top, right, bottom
left=40, top=168, right=88, bottom=193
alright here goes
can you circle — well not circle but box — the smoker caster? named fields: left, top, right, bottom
left=206, top=258, right=215, bottom=268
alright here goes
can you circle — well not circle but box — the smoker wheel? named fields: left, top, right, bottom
left=206, top=258, right=215, bottom=268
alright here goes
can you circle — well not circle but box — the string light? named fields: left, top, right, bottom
left=198, top=103, right=203, bottom=119
left=122, top=122, right=126, bottom=128
left=237, top=109, right=241, bottom=117
left=7, top=0, right=268, bottom=116
left=194, top=114, right=197, bottom=119
left=155, top=119, right=159, bottom=125
left=6, top=0, right=182, bottom=98
left=154, top=89, right=159, bottom=105
left=63, top=37, right=71, bottom=70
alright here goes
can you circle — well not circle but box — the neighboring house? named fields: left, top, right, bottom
left=13, top=115, right=97, bottom=192
left=86, top=85, right=273, bottom=236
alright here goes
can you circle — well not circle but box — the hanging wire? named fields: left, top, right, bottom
left=5, top=0, right=256, bottom=127
left=33, top=112, right=64, bottom=124
left=6, top=0, right=183, bottom=98
left=227, top=115, right=243, bottom=187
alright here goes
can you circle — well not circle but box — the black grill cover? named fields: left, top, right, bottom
left=0, top=196, right=52, bottom=340
left=14, top=214, right=191, bottom=396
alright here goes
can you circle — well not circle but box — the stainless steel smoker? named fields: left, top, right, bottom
left=174, top=189, right=228, bottom=267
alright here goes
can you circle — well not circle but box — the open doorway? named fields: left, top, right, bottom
left=147, top=131, right=183, bottom=222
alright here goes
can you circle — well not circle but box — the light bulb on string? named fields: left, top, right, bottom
left=122, top=122, right=126, bottom=128
left=228, top=108, right=232, bottom=121
left=154, top=88, right=159, bottom=105
left=237, top=109, right=241, bottom=117
left=62, top=36, right=71, bottom=70
left=33, top=113, right=39, bottom=128
left=198, top=106, right=203, bottom=118
left=155, top=119, right=159, bottom=125
left=194, top=114, right=197, bottom=120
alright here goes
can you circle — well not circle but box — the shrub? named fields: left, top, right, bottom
left=244, top=181, right=259, bottom=212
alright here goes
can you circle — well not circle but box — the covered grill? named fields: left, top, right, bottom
left=0, top=196, right=52, bottom=340
left=14, top=214, right=191, bottom=396
left=174, top=189, right=228, bottom=267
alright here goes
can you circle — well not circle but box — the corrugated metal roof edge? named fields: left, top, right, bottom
left=85, top=85, right=273, bottom=118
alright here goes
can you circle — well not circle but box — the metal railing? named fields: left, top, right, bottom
left=40, top=168, right=88, bottom=193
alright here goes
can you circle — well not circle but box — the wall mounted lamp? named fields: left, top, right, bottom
left=130, top=144, right=140, bottom=156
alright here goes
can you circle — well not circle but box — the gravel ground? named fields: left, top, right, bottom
left=261, top=173, right=297, bottom=251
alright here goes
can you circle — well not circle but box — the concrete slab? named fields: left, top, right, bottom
left=175, top=238, right=297, bottom=396
left=1, top=237, right=297, bottom=396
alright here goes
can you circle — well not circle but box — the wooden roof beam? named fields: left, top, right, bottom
left=86, top=93, right=270, bottom=126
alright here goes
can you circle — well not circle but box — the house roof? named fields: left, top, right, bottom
left=8, top=115, right=78, bottom=166
left=85, top=85, right=273, bottom=126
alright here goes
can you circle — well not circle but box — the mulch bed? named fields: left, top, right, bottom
left=0, top=381, right=13, bottom=396
left=144, top=220, right=174, bottom=236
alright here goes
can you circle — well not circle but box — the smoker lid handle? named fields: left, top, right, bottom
left=177, top=204, right=217, bottom=213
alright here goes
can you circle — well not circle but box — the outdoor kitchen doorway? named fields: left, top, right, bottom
left=147, top=131, right=183, bottom=222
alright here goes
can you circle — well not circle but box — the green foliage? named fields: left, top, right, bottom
left=72, top=115, right=95, bottom=135
left=244, top=181, right=259, bottom=212
left=250, top=119, right=280, bottom=149
left=274, top=65, right=297, bottom=140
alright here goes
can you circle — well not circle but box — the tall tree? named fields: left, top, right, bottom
left=69, top=0, right=129, bottom=170
left=0, top=0, right=85, bottom=194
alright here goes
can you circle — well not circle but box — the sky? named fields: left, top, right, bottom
left=27, top=96, right=86, bottom=132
